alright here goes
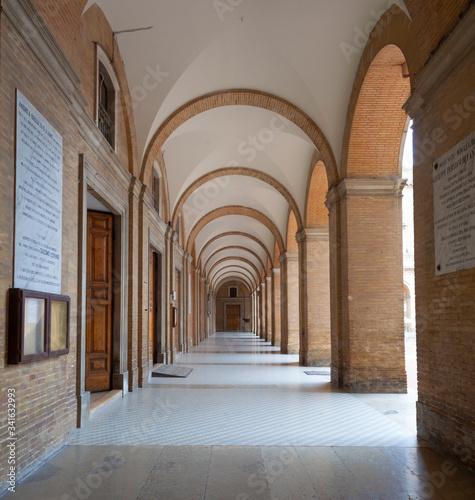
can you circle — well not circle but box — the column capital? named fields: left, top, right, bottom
left=279, top=251, right=298, bottom=264
left=326, top=178, right=406, bottom=208
left=303, top=227, right=330, bottom=241
left=266, top=276, right=272, bottom=283
left=403, top=5, right=475, bottom=120
left=271, top=267, right=281, bottom=276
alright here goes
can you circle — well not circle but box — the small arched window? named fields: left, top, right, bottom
left=153, top=161, right=162, bottom=216
left=96, top=46, right=120, bottom=151
left=98, top=64, right=114, bottom=147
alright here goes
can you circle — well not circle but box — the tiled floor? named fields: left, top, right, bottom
left=3, top=332, right=475, bottom=499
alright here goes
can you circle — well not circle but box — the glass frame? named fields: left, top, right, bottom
left=8, top=288, right=70, bottom=364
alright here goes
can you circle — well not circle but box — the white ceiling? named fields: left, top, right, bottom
left=84, top=0, right=409, bottom=289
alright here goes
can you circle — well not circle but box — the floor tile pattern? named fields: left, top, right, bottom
left=4, top=332, right=475, bottom=499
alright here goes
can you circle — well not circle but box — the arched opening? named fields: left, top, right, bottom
left=335, top=43, right=412, bottom=393
left=402, top=123, right=417, bottom=396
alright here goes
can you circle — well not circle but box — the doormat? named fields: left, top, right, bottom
left=152, top=365, right=193, bottom=378
left=304, top=369, right=330, bottom=376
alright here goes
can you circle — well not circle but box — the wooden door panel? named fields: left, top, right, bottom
left=86, top=212, right=113, bottom=393
left=90, top=234, right=109, bottom=283
left=227, top=305, right=240, bottom=331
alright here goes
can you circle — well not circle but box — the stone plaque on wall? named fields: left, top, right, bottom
left=433, top=131, right=475, bottom=276
left=14, top=90, right=63, bottom=294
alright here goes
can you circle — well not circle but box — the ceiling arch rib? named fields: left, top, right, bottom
left=194, top=217, right=276, bottom=268
left=172, top=167, right=304, bottom=231
left=141, top=90, right=339, bottom=188
left=181, top=177, right=291, bottom=249
left=211, top=268, right=257, bottom=291
left=207, top=257, right=261, bottom=284
left=215, top=277, right=252, bottom=295
left=197, top=232, right=273, bottom=269
left=186, top=206, right=285, bottom=256
left=213, top=274, right=254, bottom=294
left=209, top=263, right=258, bottom=286
left=204, top=247, right=266, bottom=277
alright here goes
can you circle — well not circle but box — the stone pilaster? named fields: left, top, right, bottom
left=271, top=268, right=281, bottom=346
left=266, top=276, right=272, bottom=342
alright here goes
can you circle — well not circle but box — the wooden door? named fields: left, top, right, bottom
left=149, top=249, right=160, bottom=364
left=149, top=249, right=155, bottom=363
left=86, top=212, right=113, bottom=392
left=226, top=304, right=241, bottom=331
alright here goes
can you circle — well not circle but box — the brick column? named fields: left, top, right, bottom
left=258, top=283, right=264, bottom=338
left=194, top=267, right=200, bottom=343
left=266, top=276, right=272, bottom=342
left=297, top=228, right=331, bottom=367
left=279, top=252, right=299, bottom=354
left=261, top=281, right=267, bottom=338
left=271, top=268, right=281, bottom=346
left=327, top=178, right=407, bottom=393
left=183, top=253, right=193, bottom=351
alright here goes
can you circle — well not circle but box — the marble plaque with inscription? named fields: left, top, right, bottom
left=14, top=90, right=63, bottom=294
left=433, top=131, right=475, bottom=276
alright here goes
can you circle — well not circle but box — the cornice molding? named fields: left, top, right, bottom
left=404, top=4, right=475, bottom=118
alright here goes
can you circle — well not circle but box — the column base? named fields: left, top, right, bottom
left=113, top=371, right=128, bottom=394
left=299, top=350, right=331, bottom=367
left=417, top=401, right=475, bottom=472
left=128, top=367, right=139, bottom=392
left=77, top=391, right=90, bottom=428
left=342, top=367, right=407, bottom=393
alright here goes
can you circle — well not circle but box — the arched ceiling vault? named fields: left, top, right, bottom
left=204, top=247, right=266, bottom=277
left=186, top=206, right=285, bottom=256
left=197, top=232, right=273, bottom=270
left=83, top=0, right=413, bottom=278
left=215, top=278, right=251, bottom=295
left=207, top=257, right=261, bottom=284
left=212, top=268, right=256, bottom=291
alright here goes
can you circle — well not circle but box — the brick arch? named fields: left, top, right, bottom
left=197, top=232, right=272, bottom=269
left=286, top=210, right=299, bottom=252
left=215, top=278, right=252, bottom=295
left=141, top=89, right=339, bottom=189
left=213, top=274, right=254, bottom=293
left=207, top=257, right=261, bottom=283
left=341, top=5, right=420, bottom=178
left=267, top=257, right=272, bottom=275
left=186, top=206, right=285, bottom=255
left=211, top=267, right=257, bottom=290
left=273, top=241, right=280, bottom=267
left=305, top=160, right=329, bottom=228
left=172, top=167, right=303, bottom=231
left=204, top=247, right=267, bottom=276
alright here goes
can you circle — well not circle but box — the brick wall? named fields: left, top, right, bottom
left=405, top=4, right=475, bottom=469
left=0, top=1, right=141, bottom=492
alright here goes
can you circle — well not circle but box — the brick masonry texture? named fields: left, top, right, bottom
left=1, top=1, right=475, bottom=492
